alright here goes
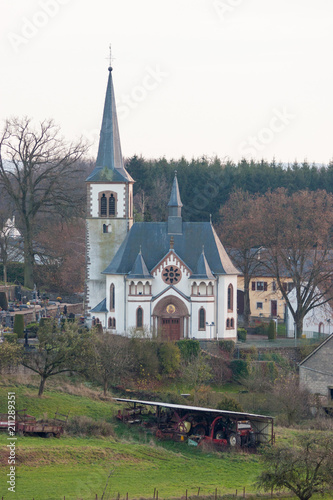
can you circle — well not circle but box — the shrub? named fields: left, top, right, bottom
left=176, top=339, right=200, bottom=362
left=0, top=291, right=8, bottom=310
left=254, top=323, right=267, bottom=335
left=65, top=416, right=114, bottom=437
left=3, top=333, right=18, bottom=344
left=237, top=328, right=247, bottom=342
left=216, top=396, right=244, bottom=412
left=218, top=340, right=235, bottom=355
left=0, top=263, right=24, bottom=283
left=267, top=320, right=276, bottom=340
left=230, top=359, right=249, bottom=382
left=277, top=323, right=286, bottom=337
left=158, top=342, right=181, bottom=375
left=13, top=314, right=24, bottom=338
left=26, top=322, right=39, bottom=335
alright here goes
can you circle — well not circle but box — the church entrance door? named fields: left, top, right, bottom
left=162, top=318, right=180, bottom=341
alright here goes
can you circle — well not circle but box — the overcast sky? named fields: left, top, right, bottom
left=1, top=0, right=332, bottom=164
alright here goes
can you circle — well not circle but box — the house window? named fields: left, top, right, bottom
left=113, top=318, right=116, bottom=329
left=136, top=307, right=143, bottom=328
left=228, top=284, right=233, bottom=311
left=109, top=194, right=115, bottom=216
left=100, top=194, right=107, bottom=216
left=226, top=318, right=230, bottom=328
left=230, top=318, right=234, bottom=328
left=272, top=281, right=276, bottom=291
left=199, top=308, right=206, bottom=330
left=252, top=281, right=268, bottom=291
left=103, top=224, right=108, bottom=233
left=256, top=302, right=263, bottom=309
left=110, top=284, right=115, bottom=311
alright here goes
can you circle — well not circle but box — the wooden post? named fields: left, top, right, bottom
left=126, top=493, right=128, bottom=500
left=215, top=488, right=217, bottom=500
left=186, top=489, right=188, bottom=500
left=197, top=487, right=200, bottom=496
left=243, top=487, right=245, bottom=498
left=154, top=487, right=156, bottom=499
left=156, top=490, right=158, bottom=500
left=235, top=490, right=237, bottom=497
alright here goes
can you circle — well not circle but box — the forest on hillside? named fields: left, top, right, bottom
left=2, top=150, right=333, bottom=293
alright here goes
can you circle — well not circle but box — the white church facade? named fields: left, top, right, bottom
left=85, top=66, right=239, bottom=341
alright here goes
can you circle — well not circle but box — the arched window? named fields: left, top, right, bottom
left=103, top=224, right=108, bottom=233
left=137, top=282, right=144, bottom=295
left=100, top=194, right=107, bottom=216
left=136, top=307, right=143, bottom=328
left=230, top=318, right=234, bottom=328
left=144, top=281, right=151, bottom=295
left=199, top=282, right=206, bottom=296
left=199, top=308, right=206, bottom=330
left=226, top=318, right=230, bottom=328
left=207, top=282, right=213, bottom=295
left=129, top=281, right=135, bottom=295
left=191, top=282, right=197, bottom=296
left=113, top=318, right=116, bottom=329
left=109, top=194, right=115, bottom=216
left=110, top=284, right=115, bottom=311
left=108, top=317, right=112, bottom=328
left=228, top=284, right=233, bottom=311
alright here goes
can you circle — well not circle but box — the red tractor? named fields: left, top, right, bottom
left=195, top=416, right=256, bottom=448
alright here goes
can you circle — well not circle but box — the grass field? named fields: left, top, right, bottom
left=0, top=375, right=331, bottom=500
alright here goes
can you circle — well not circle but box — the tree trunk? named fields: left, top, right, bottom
left=103, top=379, right=108, bottom=397
left=23, top=227, right=34, bottom=289
left=295, top=315, right=304, bottom=338
left=38, top=376, right=47, bottom=397
left=243, top=280, right=251, bottom=328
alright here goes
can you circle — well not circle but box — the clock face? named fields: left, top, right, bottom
left=162, top=265, right=182, bottom=284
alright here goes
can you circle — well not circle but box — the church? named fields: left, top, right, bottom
left=85, top=66, right=239, bottom=340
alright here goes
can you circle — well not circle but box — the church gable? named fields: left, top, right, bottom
left=151, top=250, right=192, bottom=284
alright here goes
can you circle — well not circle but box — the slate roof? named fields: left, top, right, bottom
left=190, top=249, right=216, bottom=280
left=127, top=250, right=152, bottom=279
left=86, top=68, right=133, bottom=184
left=103, top=222, right=239, bottom=276
left=90, top=298, right=108, bottom=313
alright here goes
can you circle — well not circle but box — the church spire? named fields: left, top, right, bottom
left=86, top=66, right=133, bottom=183
left=168, top=171, right=183, bottom=216
left=168, top=172, right=183, bottom=234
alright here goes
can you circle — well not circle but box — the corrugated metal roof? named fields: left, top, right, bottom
left=113, top=397, right=274, bottom=421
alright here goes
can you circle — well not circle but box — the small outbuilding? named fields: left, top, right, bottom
left=299, top=333, right=333, bottom=402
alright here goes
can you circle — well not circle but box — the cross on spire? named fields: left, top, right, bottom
left=107, top=43, right=115, bottom=70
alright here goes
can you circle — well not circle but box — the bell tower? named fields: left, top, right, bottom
left=85, top=65, right=134, bottom=316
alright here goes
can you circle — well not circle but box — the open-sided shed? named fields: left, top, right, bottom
left=113, top=398, right=274, bottom=446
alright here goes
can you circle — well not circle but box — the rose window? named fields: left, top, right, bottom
left=162, top=265, right=182, bottom=284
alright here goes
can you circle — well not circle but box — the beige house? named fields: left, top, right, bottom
left=237, top=274, right=294, bottom=322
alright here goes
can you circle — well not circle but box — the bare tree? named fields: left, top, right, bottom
left=91, top=333, right=133, bottom=396
left=257, top=434, right=333, bottom=500
left=218, top=190, right=263, bottom=327
left=0, top=117, right=88, bottom=288
left=259, top=189, right=333, bottom=337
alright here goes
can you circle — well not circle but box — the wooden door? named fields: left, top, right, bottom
left=162, top=318, right=180, bottom=340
